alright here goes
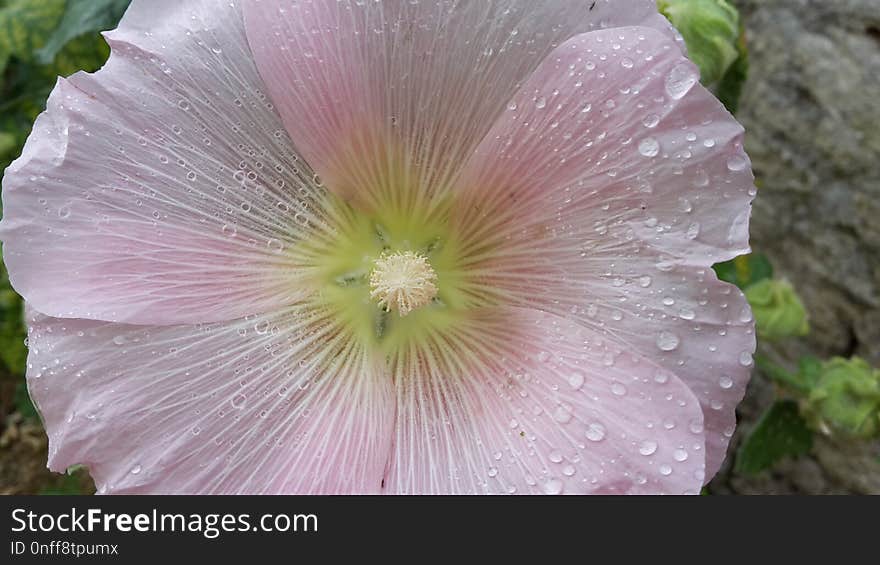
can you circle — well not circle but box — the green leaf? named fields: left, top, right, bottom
left=754, top=354, right=812, bottom=394
left=0, top=261, right=27, bottom=376
left=797, top=356, right=823, bottom=389
left=716, top=25, right=748, bottom=114
left=713, top=253, right=773, bottom=289
left=735, top=400, right=813, bottom=475
left=658, top=0, right=741, bottom=86
left=13, top=380, right=38, bottom=420
left=804, top=357, right=880, bottom=439
left=745, top=278, right=810, bottom=340
left=39, top=468, right=93, bottom=495
left=36, top=0, right=130, bottom=64
left=0, top=0, right=66, bottom=72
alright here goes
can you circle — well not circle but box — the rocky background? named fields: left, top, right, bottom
left=708, top=0, right=880, bottom=494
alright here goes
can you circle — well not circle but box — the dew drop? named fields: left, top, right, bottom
left=638, top=137, right=660, bottom=157
left=553, top=406, right=573, bottom=424
left=655, top=331, right=680, bottom=351
left=639, top=440, right=658, bottom=456
left=535, top=97, right=547, bottom=109
left=665, top=63, right=698, bottom=100
left=673, top=449, right=689, bottom=462
left=543, top=478, right=564, bottom=495
left=726, top=154, right=748, bottom=171
left=568, top=371, right=585, bottom=390
left=659, top=464, right=673, bottom=476
left=231, top=394, right=246, bottom=409
left=585, top=423, right=606, bottom=442
left=719, top=375, right=734, bottom=389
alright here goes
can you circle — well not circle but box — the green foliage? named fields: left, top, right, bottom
left=714, top=252, right=773, bottom=289
left=13, top=380, right=37, bottom=419
left=754, top=354, right=813, bottom=394
left=36, top=0, right=129, bottom=64
left=658, top=0, right=741, bottom=85
left=745, top=279, right=810, bottom=341
left=804, top=358, right=880, bottom=439
left=0, top=0, right=66, bottom=74
left=39, top=467, right=92, bottom=495
left=715, top=25, right=748, bottom=114
left=0, top=1, right=112, bottom=174
left=0, top=259, right=26, bottom=375
left=735, top=400, right=813, bottom=475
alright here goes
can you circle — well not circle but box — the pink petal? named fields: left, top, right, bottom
left=26, top=306, right=394, bottom=494
left=0, top=0, right=328, bottom=325
left=242, top=0, right=680, bottom=212
left=450, top=27, right=756, bottom=478
left=385, top=308, right=706, bottom=495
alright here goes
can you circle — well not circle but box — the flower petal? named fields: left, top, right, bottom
left=385, top=308, right=706, bottom=495
left=242, top=0, right=680, bottom=212
left=0, top=0, right=329, bottom=324
left=450, top=27, right=755, bottom=478
left=26, top=306, right=393, bottom=494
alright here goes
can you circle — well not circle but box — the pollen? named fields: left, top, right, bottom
left=369, top=251, right=439, bottom=316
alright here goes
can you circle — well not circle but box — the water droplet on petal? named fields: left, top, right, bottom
left=586, top=423, right=606, bottom=442
left=553, top=406, right=573, bottom=424
left=638, top=137, right=660, bottom=157
left=643, top=114, right=660, bottom=128
left=568, top=371, right=585, bottom=390
left=543, top=478, right=564, bottom=495
left=727, top=154, right=748, bottom=171
left=665, top=63, right=698, bottom=99
left=639, top=440, right=658, bottom=456
left=656, top=331, right=680, bottom=352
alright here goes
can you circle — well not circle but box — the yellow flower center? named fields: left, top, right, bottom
left=369, top=251, right=438, bottom=316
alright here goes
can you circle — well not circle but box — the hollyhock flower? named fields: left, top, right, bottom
left=0, top=0, right=756, bottom=494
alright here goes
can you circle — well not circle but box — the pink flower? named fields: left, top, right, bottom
left=0, top=0, right=755, bottom=494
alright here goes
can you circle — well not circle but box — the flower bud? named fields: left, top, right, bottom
left=658, top=0, right=741, bottom=85
left=744, top=279, right=809, bottom=340
left=805, top=358, right=880, bottom=439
